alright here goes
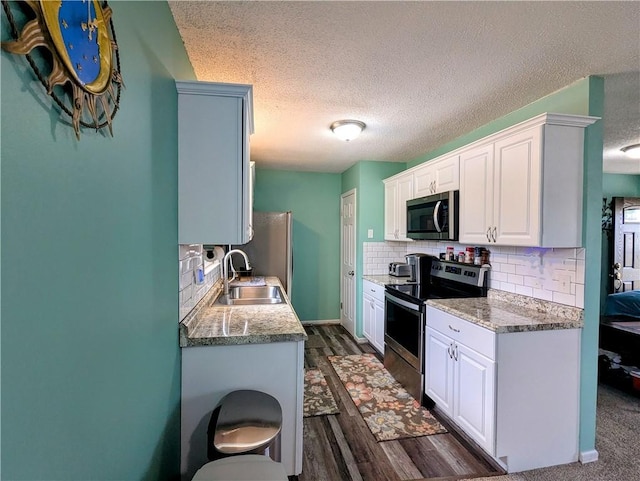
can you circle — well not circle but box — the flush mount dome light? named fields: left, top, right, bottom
left=621, top=143, right=640, bottom=159
left=330, top=120, right=366, bottom=141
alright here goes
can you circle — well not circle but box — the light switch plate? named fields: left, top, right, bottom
left=367, top=229, right=374, bottom=238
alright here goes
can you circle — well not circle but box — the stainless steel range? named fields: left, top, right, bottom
left=384, top=255, right=489, bottom=404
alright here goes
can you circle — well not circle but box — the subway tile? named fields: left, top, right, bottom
left=575, top=285, right=585, bottom=308
left=499, top=282, right=516, bottom=293
left=515, top=285, right=534, bottom=297
left=553, top=291, right=576, bottom=306
left=501, top=263, right=516, bottom=274
left=507, top=273, right=524, bottom=285
left=533, top=288, right=553, bottom=301
left=576, top=259, right=585, bottom=284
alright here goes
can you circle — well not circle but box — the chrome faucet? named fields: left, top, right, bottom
left=222, top=249, right=251, bottom=296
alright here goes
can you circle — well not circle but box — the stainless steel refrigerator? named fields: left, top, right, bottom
left=232, top=211, right=293, bottom=296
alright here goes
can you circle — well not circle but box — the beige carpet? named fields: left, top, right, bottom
left=461, top=384, right=640, bottom=481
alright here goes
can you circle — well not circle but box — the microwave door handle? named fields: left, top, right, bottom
left=433, top=200, right=443, bottom=233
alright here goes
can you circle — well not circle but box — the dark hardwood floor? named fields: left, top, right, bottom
left=295, top=324, right=504, bottom=481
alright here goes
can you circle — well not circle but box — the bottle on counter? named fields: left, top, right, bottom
left=446, top=246, right=454, bottom=261
left=465, top=247, right=474, bottom=264
left=481, top=248, right=491, bottom=266
left=458, top=252, right=465, bottom=263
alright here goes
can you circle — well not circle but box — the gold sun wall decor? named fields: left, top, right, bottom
left=2, top=0, right=123, bottom=139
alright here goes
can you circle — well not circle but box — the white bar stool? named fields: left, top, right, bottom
left=192, top=454, right=288, bottom=481
left=208, top=389, right=283, bottom=462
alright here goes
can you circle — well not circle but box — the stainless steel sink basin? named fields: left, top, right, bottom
left=216, top=285, right=284, bottom=305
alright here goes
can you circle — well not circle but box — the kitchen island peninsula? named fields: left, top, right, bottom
left=179, top=277, right=306, bottom=480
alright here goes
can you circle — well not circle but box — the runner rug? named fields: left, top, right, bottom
left=328, top=353, right=447, bottom=441
left=303, top=368, right=340, bottom=417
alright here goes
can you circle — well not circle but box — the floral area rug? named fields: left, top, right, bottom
left=328, top=353, right=447, bottom=441
left=303, top=368, right=340, bottom=417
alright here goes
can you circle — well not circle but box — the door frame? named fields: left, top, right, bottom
left=340, top=188, right=357, bottom=336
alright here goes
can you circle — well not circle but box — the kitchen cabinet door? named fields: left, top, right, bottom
left=453, top=342, right=496, bottom=454
left=493, top=127, right=541, bottom=246
left=413, top=164, right=436, bottom=198
left=414, top=154, right=460, bottom=198
left=362, top=280, right=384, bottom=353
left=373, top=299, right=385, bottom=354
left=459, top=142, right=494, bottom=244
left=384, top=173, right=414, bottom=241
left=177, top=81, right=254, bottom=245
left=362, top=292, right=374, bottom=345
left=424, top=326, right=455, bottom=417
left=384, top=181, right=399, bottom=240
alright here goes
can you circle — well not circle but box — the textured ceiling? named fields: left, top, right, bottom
left=169, top=1, right=640, bottom=174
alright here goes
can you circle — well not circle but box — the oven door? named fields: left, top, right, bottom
left=384, top=292, right=423, bottom=370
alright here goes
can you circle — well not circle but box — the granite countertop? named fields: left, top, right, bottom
left=427, top=289, right=584, bottom=333
left=179, top=276, right=307, bottom=347
left=363, top=274, right=413, bottom=287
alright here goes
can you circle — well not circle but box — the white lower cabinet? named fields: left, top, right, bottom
left=425, top=305, right=581, bottom=473
left=425, top=316, right=495, bottom=453
left=362, top=280, right=385, bottom=353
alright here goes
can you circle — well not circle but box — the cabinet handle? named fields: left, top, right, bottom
left=492, top=226, right=497, bottom=242
left=448, top=324, right=460, bottom=333
left=452, top=344, right=458, bottom=361
left=486, top=227, right=492, bottom=242
left=447, top=345, right=453, bottom=359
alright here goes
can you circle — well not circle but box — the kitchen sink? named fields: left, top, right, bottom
left=216, top=285, right=284, bottom=306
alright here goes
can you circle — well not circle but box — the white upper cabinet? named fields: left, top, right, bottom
left=384, top=172, right=414, bottom=241
left=459, top=113, right=598, bottom=247
left=176, top=81, right=254, bottom=245
left=414, top=154, right=460, bottom=198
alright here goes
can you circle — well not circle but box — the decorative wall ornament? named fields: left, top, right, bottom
left=1, top=0, right=123, bottom=139
left=602, top=197, right=613, bottom=238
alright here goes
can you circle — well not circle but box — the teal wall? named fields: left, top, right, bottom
left=342, top=161, right=405, bottom=337
left=601, top=174, right=640, bottom=305
left=1, top=2, right=195, bottom=479
left=603, top=173, right=640, bottom=197
left=253, top=168, right=342, bottom=321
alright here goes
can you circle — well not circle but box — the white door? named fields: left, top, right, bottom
left=341, top=189, right=357, bottom=336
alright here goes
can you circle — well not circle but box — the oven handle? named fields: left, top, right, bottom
left=385, top=292, right=421, bottom=312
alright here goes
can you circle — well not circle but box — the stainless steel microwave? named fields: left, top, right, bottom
left=406, top=191, right=459, bottom=240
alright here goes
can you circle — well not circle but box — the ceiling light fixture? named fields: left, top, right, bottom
left=330, top=120, right=366, bottom=141
left=621, top=144, right=640, bottom=159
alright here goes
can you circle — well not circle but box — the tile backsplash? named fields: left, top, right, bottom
left=363, top=241, right=585, bottom=308
left=179, top=244, right=221, bottom=321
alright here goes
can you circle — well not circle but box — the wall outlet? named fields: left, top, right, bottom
left=367, top=229, right=374, bottom=239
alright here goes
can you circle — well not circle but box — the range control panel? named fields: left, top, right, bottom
left=431, top=259, right=489, bottom=287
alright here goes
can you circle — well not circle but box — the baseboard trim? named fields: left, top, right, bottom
left=301, top=319, right=341, bottom=325
left=579, top=449, right=599, bottom=464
